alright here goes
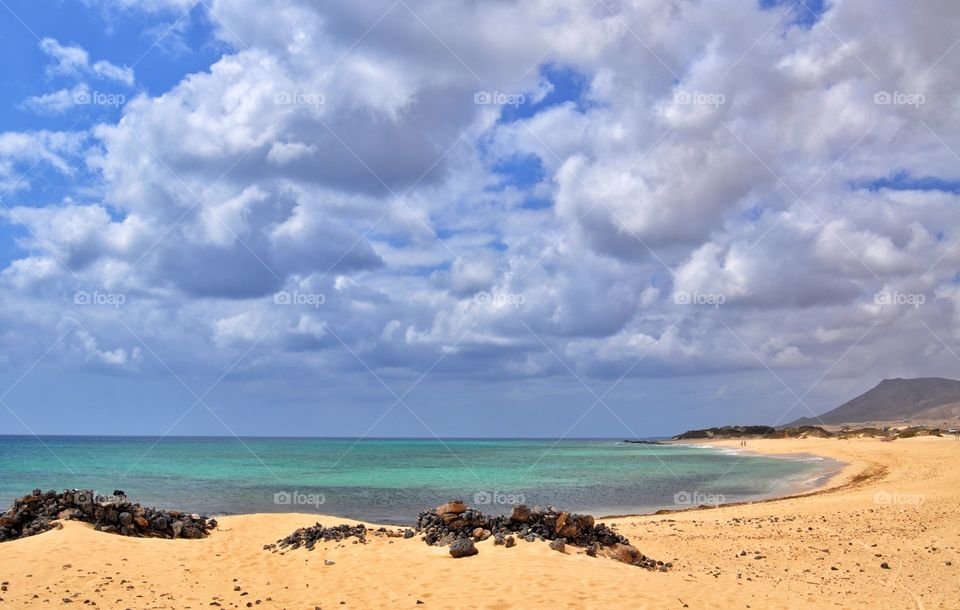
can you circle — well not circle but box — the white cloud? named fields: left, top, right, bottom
left=3, top=0, right=960, bottom=426
left=38, top=37, right=134, bottom=86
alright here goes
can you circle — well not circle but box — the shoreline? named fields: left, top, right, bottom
left=2, top=437, right=957, bottom=608
left=0, top=439, right=845, bottom=526
left=601, top=439, right=868, bottom=520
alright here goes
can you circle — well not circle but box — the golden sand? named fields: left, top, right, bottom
left=1, top=436, right=958, bottom=609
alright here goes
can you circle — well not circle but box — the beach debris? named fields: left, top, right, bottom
left=0, top=489, right=216, bottom=542
left=448, top=538, right=478, bottom=558
left=416, top=500, right=668, bottom=570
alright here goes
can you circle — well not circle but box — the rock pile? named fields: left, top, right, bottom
left=417, top=500, right=668, bottom=569
left=270, top=523, right=417, bottom=553
left=273, top=522, right=369, bottom=551
left=417, top=500, right=626, bottom=547
left=0, top=489, right=217, bottom=542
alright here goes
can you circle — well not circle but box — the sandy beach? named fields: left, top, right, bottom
left=1, top=436, right=958, bottom=609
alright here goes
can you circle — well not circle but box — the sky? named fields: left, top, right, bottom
left=0, top=0, right=958, bottom=438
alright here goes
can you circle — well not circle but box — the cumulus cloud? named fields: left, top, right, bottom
left=39, top=38, right=135, bottom=86
left=3, top=0, right=960, bottom=431
left=0, top=131, right=87, bottom=192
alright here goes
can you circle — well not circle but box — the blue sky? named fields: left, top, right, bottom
left=0, top=0, right=959, bottom=438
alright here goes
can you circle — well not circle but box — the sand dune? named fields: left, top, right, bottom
left=1, top=436, right=957, bottom=609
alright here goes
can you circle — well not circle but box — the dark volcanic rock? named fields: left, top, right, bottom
left=0, top=489, right=216, bottom=542
left=448, top=538, right=478, bottom=558
left=415, top=500, right=664, bottom=570
left=416, top=501, right=628, bottom=548
left=276, top=523, right=368, bottom=550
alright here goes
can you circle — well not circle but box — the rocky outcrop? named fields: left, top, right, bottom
left=0, top=489, right=216, bottom=542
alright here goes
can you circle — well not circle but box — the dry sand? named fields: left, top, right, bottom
left=1, top=436, right=958, bottom=609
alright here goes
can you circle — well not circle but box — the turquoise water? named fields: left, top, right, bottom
left=0, top=437, right=834, bottom=523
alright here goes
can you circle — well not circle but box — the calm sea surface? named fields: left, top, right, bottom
left=0, top=437, right=836, bottom=523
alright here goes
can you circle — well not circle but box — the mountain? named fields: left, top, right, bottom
left=787, top=377, right=960, bottom=426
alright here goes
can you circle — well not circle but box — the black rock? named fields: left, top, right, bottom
left=448, top=538, right=478, bottom=558
left=276, top=523, right=367, bottom=551
left=0, top=489, right=216, bottom=543
left=412, top=499, right=662, bottom=569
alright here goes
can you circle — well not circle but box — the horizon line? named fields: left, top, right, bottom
left=0, top=434, right=675, bottom=441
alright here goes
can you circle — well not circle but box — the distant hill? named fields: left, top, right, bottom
left=787, top=377, right=960, bottom=426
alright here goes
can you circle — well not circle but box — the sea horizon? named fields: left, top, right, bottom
left=0, top=434, right=673, bottom=441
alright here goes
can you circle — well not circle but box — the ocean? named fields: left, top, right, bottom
left=0, top=436, right=838, bottom=523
